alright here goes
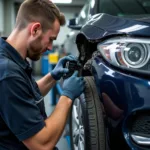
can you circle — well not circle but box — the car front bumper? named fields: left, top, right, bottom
left=91, top=56, right=150, bottom=150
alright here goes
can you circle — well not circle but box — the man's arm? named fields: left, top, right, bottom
left=37, top=73, right=56, bottom=97
left=23, top=71, right=85, bottom=150
left=37, top=55, right=77, bottom=97
left=23, top=96, right=72, bottom=150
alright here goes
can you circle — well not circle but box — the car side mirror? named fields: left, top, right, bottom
left=67, top=18, right=82, bottom=30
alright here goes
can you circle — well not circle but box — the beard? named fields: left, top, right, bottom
left=27, top=36, right=43, bottom=61
left=27, top=49, right=41, bottom=61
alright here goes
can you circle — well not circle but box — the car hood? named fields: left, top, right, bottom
left=76, top=13, right=150, bottom=42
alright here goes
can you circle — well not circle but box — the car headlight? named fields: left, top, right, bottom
left=97, top=37, right=150, bottom=72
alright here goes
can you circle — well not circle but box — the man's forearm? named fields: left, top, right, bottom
left=23, top=96, right=72, bottom=150
left=44, top=96, right=72, bottom=147
left=37, top=73, right=56, bottom=96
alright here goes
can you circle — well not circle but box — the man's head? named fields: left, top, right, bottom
left=14, top=0, right=66, bottom=61
left=15, top=0, right=65, bottom=32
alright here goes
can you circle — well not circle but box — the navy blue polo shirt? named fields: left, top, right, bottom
left=0, top=37, right=47, bottom=149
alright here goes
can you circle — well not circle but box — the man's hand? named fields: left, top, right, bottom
left=61, top=71, right=85, bottom=100
left=51, top=55, right=77, bottom=80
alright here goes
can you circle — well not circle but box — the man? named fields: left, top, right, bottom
left=0, top=0, right=85, bottom=149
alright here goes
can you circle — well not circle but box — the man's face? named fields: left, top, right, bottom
left=27, top=19, right=60, bottom=61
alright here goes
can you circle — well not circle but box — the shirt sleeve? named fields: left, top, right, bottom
left=0, top=76, right=45, bottom=141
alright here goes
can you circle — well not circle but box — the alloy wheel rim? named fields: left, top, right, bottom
left=72, top=98, right=85, bottom=150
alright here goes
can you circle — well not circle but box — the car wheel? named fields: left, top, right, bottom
left=70, top=76, right=105, bottom=150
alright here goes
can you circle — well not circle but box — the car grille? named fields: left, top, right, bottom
left=131, top=113, right=150, bottom=136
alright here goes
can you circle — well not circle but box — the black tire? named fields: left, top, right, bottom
left=70, top=76, right=105, bottom=150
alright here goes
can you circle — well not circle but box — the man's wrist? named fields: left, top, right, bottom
left=60, top=95, right=73, bottom=105
left=50, top=72, right=58, bottom=81
left=61, top=91, right=74, bottom=101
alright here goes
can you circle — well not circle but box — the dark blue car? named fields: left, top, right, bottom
left=68, top=1, right=150, bottom=150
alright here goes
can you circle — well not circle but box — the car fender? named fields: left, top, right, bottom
left=76, top=13, right=150, bottom=43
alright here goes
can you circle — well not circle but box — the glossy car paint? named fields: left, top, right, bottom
left=77, top=13, right=150, bottom=150
left=77, top=13, right=150, bottom=41
left=92, top=57, right=150, bottom=150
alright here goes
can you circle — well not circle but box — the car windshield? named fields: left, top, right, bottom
left=99, top=0, right=150, bottom=17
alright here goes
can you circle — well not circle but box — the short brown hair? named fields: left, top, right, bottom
left=15, top=0, right=66, bottom=31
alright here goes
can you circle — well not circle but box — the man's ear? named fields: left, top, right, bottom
left=30, top=23, right=42, bottom=36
